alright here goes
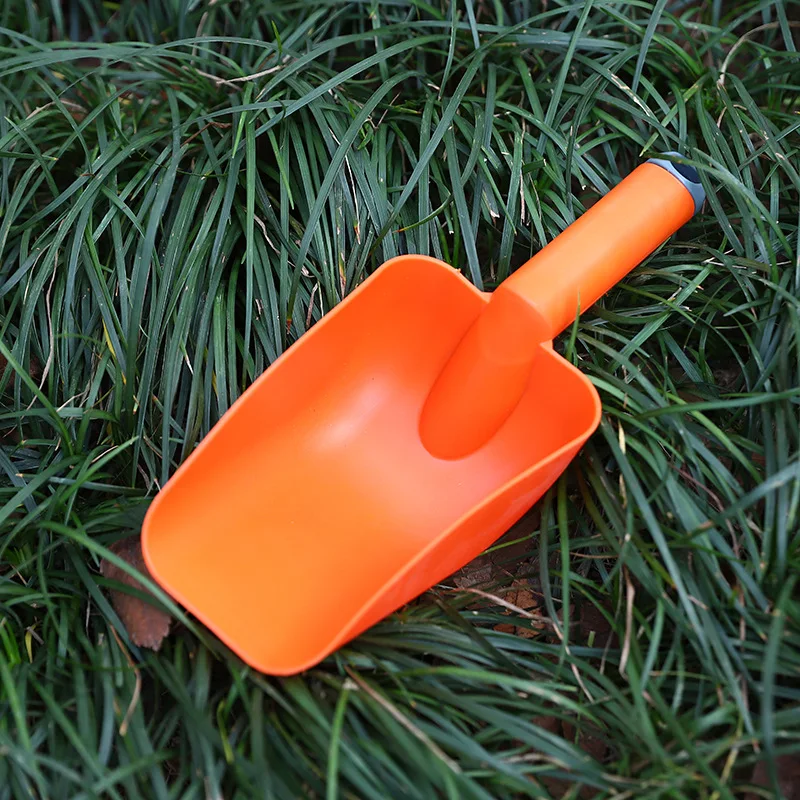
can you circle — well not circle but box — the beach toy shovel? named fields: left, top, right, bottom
left=142, top=154, right=704, bottom=675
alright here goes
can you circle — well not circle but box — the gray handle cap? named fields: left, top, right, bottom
left=646, top=151, right=706, bottom=215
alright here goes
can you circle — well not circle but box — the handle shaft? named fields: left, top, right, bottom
left=419, top=154, right=705, bottom=460
left=501, top=160, right=702, bottom=339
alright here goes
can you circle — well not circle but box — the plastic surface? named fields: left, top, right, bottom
left=419, top=161, right=698, bottom=458
left=646, top=152, right=705, bottom=213
left=501, top=162, right=697, bottom=339
left=142, top=156, right=702, bottom=675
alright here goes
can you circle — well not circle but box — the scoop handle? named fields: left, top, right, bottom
left=500, top=154, right=705, bottom=339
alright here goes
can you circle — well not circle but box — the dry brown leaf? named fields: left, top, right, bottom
left=446, top=512, right=544, bottom=638
left=493, top=622, right=517, bottom=634
left=451, top=554, right=493, bottom=589
left=100, top=536, right=171, bottom=650
left=492, top=579, right=543, bottom=639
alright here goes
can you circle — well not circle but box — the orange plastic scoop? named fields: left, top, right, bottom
left=142, top=155, right=704, bottom=675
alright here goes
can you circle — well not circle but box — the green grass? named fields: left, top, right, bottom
left=1, top=0, right=799, bottom=797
